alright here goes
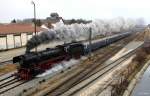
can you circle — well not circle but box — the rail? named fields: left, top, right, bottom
left=46, top=42, right=143, bottom=96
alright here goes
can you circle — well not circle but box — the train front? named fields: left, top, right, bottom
left=13, top=53, right=40, bottom=80
left=13, top=48, right=66, bottom=80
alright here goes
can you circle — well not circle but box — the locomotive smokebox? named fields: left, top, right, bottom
left=13, top=55, right=22, bottom=63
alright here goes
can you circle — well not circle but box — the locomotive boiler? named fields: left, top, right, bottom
left=13, top=42, right=85, bottom=80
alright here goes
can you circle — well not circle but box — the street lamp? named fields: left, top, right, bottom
left=31, top=1, right=37, bottom=52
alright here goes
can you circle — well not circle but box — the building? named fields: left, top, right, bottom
left=0, top=23, right=47, bottom=50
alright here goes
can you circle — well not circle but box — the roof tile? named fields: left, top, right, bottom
left=0, top=23, right=47, bottom=35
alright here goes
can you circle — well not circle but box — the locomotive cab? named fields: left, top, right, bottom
left=67, top=43, right=84, bottom=59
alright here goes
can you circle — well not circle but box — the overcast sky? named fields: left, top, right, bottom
left=0, top=0, right=150, bottom=23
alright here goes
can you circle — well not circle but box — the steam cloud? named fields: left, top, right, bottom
left=26, top=17, right=144, bottom=52
left=26, top=31, right=56, bottom=52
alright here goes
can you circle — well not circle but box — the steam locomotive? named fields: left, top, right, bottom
left=13, top=32, right=131, bottom=80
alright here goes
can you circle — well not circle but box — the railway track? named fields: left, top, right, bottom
left=0, top=33, right=140, bottom=95
left=0, top=80, right=28, bottom=95
left=55, top=43, right=142, bottom=96
left=41, top=34, right=139, bottom=96
left=0, top=71, right=27, bottom=95
left=57, top=34, right=144, bottom=96
left=61, top=47, right=139, bottom=96
left=42, top=47, right=121, bottom=95
left=0, top=46, right=117, bottom=95
left=0, top=74, right=29, bottom=95
left=0, top=74, right=15, bottom=82
left=0, top=60, right=13, bottom=66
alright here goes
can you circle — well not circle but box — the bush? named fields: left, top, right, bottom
left=134, top=48, right=147, bottom=64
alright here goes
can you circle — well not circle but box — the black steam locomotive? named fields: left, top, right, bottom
left=13, top=32, right=131, bottom=80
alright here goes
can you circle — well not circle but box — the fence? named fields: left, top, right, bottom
left=0, top=32, right=36, bottom=51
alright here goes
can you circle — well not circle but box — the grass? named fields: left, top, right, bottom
left=0, top=64, right=17, bottom=75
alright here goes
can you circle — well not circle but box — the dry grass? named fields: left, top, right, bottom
left=0, top=64, right=17, bottom=75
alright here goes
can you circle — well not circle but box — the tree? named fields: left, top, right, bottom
left=134, top=48, right=147, bottom=64
left=50, top=12, right=59, bottom=18
left=70, top=19, right=76, bottom=24
left=11, top=19, right=16, bottom=23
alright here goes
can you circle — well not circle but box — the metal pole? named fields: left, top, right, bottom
left=31, top=1, right=37, bottom=52
left=89, top=28, right=92, bottom=58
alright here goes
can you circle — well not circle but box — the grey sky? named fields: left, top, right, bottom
left=0, top=0, right=150, bottom=23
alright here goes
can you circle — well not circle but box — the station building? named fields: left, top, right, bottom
left=0, top=23, right=46, bottom=51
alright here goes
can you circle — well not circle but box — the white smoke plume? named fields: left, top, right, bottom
left=26, top=17, right=144, bottom=52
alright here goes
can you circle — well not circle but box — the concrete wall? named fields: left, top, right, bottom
left=7, top=34, right=15, bottom=48
left=14, top=35, right=22, bottom=47
left=0, top=37, right=7, bottom=49
left=0, top=32, right=35, bottom=51
left=21, top=33, right=27, bottom=46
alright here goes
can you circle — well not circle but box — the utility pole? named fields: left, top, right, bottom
left=89, top=27, right=92, bottom=59
left=31, top=1, right=37, bottom=52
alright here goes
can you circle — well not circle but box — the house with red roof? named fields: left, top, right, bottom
left=0, top=23, right=47, bottom=50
